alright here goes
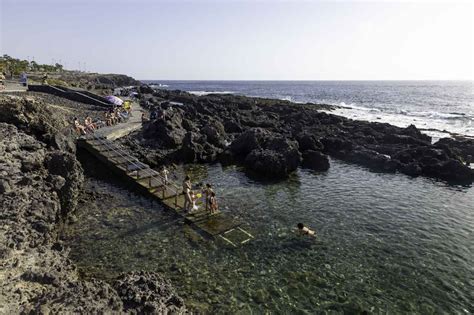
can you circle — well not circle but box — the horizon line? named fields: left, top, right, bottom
left=139, top=79, right=474, bottom=82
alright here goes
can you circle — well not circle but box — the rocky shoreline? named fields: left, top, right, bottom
left=0, top=94, right=186, bottom=314
left=123, top=86, right=474, bottom=184
left=1, top=81, right=472, bottom=313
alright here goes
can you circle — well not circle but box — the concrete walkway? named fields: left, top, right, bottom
left=0, top=81, right=28, bottom=93
left=95, top=104, right=143, bottom=140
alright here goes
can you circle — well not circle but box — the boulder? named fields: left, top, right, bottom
left=321, top=137, right=353, bottom=154
left=201, top=124, right=226, bottom=148
left=402, top=124, right=431, bottom=143
left=230, top=128, right=270, bottom=156
left=347, top=148, right=398, bottom=173
left=422, top=159, right=474, bottom=183
left=143, top=112, right=187, bottom=148
left=296, top=132, right=324, bottom=152
left=180, top=132, right=221, bottom=163
left=434, top=138, right=474, bottom=163
left=244, top=137, right=302, bottom=178
left=302, top=150, right=330, bottom=171
left=138, top=85, right=154, bottom=94
left=400, top=162, right=422, bottom=177
left=224, top=120, right=243, bottom=133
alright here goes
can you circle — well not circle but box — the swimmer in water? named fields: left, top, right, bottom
left=297, top=223, right=316, bottom=237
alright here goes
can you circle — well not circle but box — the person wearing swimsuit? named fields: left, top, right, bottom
left=183, top=176, right=192, bottom=212
left=297, top=223, right=316, bottom=237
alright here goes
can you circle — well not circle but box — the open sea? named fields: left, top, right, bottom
left=145, top=80, right=474, bottom=139
left=67, top=81, right=474, bottom=314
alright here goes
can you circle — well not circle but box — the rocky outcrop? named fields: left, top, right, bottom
left=125, top=88, right=474, bottom=184
left=114, top=271, right=187, bottom=314
left=143, top=108, right=187, bottom=148
left=0, top=123, right=115, bottom=313
left=229, top=128, right=302, bottom=178
left=302, top=150, right=330, bottom=171
left=0, top=95, right=76, bottom=153
left=0, top=117, right=186, bottom=313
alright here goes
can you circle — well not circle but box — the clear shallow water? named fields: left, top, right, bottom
left=144, top=80, right=474, bottom=138
left=66, top=160, right=473, bottom=314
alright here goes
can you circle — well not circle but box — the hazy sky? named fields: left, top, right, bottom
left=1, top=0, right=473, bottom=80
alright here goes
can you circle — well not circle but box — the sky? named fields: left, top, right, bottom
left=1, top=0, right=473, bottom=80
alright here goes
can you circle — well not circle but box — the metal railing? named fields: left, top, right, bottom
left=85, top=134, right=182, bottom=207
left=81, top=133, right=255, bottom=247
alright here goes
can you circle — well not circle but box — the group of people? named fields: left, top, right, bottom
left=104, top=105, right=130, bottom=126
left=74, top=116, right=100, bottom=135
left=73, top=104, right=132, bottom=135
left=182, top=176, right=219, bottom=214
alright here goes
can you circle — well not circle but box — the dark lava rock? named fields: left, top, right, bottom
left=296, top=132, right=324, bottom=152
left=302, top=150, right=330, bottom=171
left=114, top=271, right=186, bottom=314
left=435, top=137, right=474, bottom=163
left=400, top=162, right=422, bottom=177
left=139, top=85, right=154, bottom=94
left=125, top=88, right=473, bottom=184
left=244, top=137, right=302, bottom=178
left=347, top=148, right=398, bottom=173
left=143, top=110, right=187, bottom=148
left=230, top=128, right=270, bottom=157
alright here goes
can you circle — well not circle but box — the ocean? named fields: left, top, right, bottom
left=145, top=80, right=474, bottom=139
left=67, top=80, right=474, bottom=313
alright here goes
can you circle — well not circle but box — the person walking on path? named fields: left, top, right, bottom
left=161, top=166, right=169, bottom=185
left=183, top=175, right=192, bottom=212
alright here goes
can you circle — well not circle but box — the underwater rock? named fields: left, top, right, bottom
left=114, top=271, right=187, bottom=314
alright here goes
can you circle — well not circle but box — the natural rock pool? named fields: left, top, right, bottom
left=65, top=159, right=473, bottom=313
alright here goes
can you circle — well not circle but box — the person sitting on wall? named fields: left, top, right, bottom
left=84, top=116, right=96, bottom=132
left=73, top=117, right=87, bottom=135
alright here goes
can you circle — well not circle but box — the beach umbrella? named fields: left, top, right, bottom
left=105, top=95, right=124, bottom=106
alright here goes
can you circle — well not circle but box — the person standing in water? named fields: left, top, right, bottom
left=183, top=175, right=192, bottom=212
left=209, top=191, right=219, bottom=214
left=297, top=223, right=316, bottom=237
left=203, top=183, right=214, bottom=211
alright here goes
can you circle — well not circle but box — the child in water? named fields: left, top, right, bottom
left=297, top=223, right=316, bottom=237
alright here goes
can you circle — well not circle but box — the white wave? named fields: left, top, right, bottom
left=149, top=83, right=169, bottom=88
left=338, top=102, right=381, bottom=112
left=188, top=90, right=235, bottom=96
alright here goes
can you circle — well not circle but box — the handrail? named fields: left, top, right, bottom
left=82, top=133, right=255, bottom=246
left=86, top=134, right=182, bottom=204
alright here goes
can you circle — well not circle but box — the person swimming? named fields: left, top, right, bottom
left=297, top=223, right=316, bottom=237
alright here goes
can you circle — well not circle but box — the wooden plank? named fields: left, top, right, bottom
left=126, top=163, right=148, bottom=172
left=110, top=156, right=134, bottom=164
left=137, top=177, right=163, bottom=189
left=81, top=138, right=250, bottom=244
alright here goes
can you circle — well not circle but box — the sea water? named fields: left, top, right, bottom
left=146, top=80, right=474, bottom=139
left=66, top=160, right=473, bottom=313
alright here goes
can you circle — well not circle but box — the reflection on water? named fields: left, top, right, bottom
left=65, top=159, right=474, bottom=313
